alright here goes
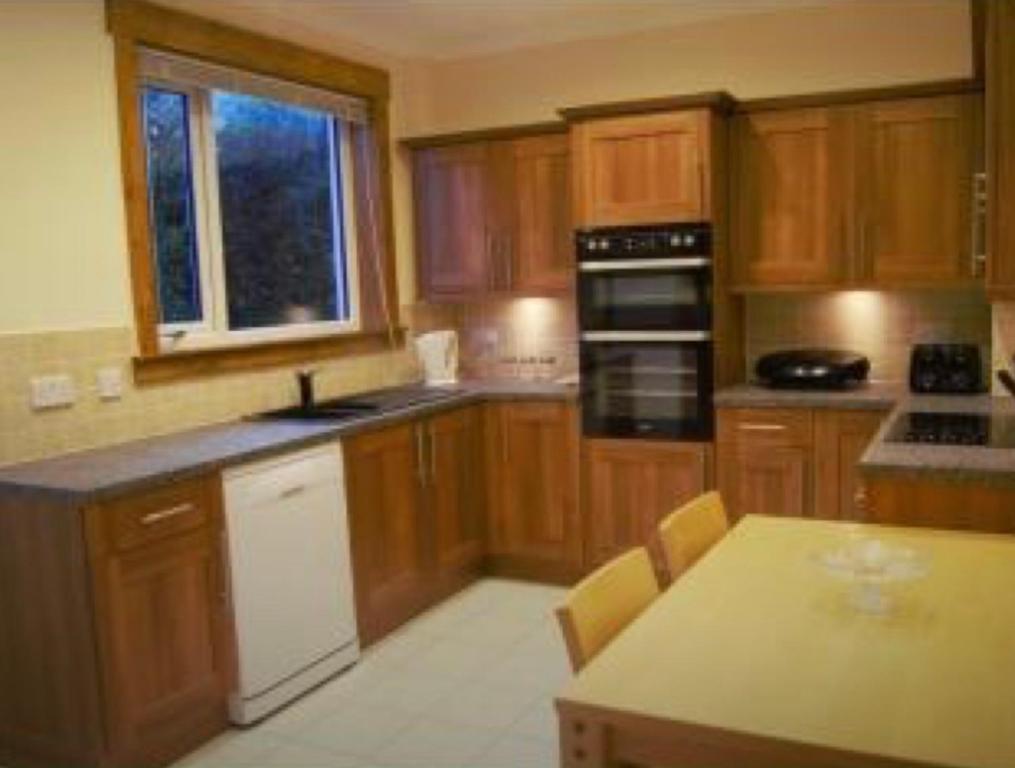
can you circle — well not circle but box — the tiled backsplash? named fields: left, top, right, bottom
left=745, top=290, right=992, bottom=383
left=0, top=325, right=420, bottom=467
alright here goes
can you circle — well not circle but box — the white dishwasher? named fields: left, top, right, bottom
left=222, top=443, right=359, bottom=725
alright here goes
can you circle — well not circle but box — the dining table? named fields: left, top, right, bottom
left=555, top=515, right=1015, bottom=768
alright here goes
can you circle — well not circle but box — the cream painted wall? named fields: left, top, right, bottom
left=0, top=1, right=131, bottom=332
left=412, top=0, right=971, bottom=134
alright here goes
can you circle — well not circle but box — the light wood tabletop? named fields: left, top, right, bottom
left=555, top=515, right=1015, bottom=768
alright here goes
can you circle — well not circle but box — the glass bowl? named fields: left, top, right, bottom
left=815, top=533, right=929, bottom=614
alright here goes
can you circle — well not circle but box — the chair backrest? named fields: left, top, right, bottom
left=555, top=547, right=660, bottom=672
left=657, top=490, right=729, bottom=583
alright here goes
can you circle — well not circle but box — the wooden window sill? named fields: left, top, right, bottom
left=133, top=327, right=405, bottom=385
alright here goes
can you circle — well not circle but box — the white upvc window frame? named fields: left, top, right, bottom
left=143, top=79, right=361, bottom=354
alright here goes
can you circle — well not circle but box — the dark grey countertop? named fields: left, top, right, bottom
left=0, top=380, right=578, bottom=504
left=714, top=382, right=904, bottom=411
left=860, top=395, right=1015, bottom=484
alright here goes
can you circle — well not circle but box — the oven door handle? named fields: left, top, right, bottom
left=578, top=258, right=710, bottom=272
left=580, top=331, right=712, bottom=343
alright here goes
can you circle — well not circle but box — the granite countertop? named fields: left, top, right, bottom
left=714, top=381, right=904, bottom=411
left=860, top=394, right=1015, bottom=483
left=0, top=379, right=578, bottom=504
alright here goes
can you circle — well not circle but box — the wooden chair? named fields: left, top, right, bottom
left=555, top=547, right=660, bottom=672
left=657, top=490, right=729, bottom=583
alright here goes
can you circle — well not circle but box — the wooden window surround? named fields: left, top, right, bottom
left=107, top=0, right=402, bottom=384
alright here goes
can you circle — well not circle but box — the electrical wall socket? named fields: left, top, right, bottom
left=30, top=374, right=76, bottom=410
left=96, top=367, right=124, bottom=401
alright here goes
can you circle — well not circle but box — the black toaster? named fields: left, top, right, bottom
left=909, top=344, right=983, bottom=394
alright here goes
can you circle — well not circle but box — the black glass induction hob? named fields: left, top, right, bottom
left=885, top=411, right=1015, bottom=448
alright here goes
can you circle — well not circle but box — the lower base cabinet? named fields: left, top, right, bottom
left=717, top=406, right=887, bottom=522
left=866, top=476, right=1015, bottom=534
left=0, top=475, right=232, bottom=768
left=344, top=406, right=484, bottom=646
left=582, top=438, right=710, bottom=574
left=484, top=401, right=583, bottom=582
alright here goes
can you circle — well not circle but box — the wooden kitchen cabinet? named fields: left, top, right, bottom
left=0, top=476, right=232, bottom=768
left=413, top=143, right=492, bottom=299
left=987, top=0, right=1015, bottom=298
left=866, top=476, right=1015, bottom=535
left=813, top=409, right=888, bottom=521
left=717, top=408, right=814, bottom=520
left=412, top=132, right=572, bottom=301
left=484, top=401, right=582, bottom=581
left=732, top=90, right=980, bottom=290
left=427, top=406, right=485, bottom=590
left=571, top=109, right=712, bottom=227
left=857, top=95, right=977, bottom=287
left=732, top=108, right=850, bottom=287
left=512, top=134, right=573, bottom=292
left=582, top=438, right=710, bottom=573
left=344, top=406, right=484, bottom=645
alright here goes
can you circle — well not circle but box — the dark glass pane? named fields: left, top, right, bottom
left=212, top=91, right=349, bottom=330
left=142, top=87, right=203, bottom=324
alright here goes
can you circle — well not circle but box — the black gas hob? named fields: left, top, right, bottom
left=886, top=411, right=1015, bottom=448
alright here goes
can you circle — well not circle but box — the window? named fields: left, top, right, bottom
left=139, top=53, right=365, bottom=350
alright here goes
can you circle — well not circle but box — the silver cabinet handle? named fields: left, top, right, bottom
left=737, top=423, right=787, bottom=432
left=140, top=503, right=195, bottom=526
left=971, top=171, right=988, bottom=278
left=415, top=424, right=427, bottom=486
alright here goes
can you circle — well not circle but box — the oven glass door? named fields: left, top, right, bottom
left=580, top=335, right=713, bottom=440
left=578, top=262, right=711, bottom=332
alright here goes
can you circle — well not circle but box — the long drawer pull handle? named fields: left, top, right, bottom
left=738, top=423, right=787, bottom=432
left=279, top=485, right=306, bottom=500
left=140, top=503, right=195, bottom=525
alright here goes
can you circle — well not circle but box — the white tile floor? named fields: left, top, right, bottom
left=175, top=579, right=570, bottom=768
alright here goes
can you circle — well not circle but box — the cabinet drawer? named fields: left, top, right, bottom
left=718, top=408, right=813, bottom=446
left=103, top=477, right=214, bottom=552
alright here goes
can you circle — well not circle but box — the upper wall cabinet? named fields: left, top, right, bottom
left=856, top=96, right=976, bottom=287
left=732, top=108, right=851, bottom=287
left=413, top=144, right=492, bottom=299
left=732, top=91, right=981, bottom=290
left=987, top=0, right=1015, bottom=299
left=412, top=132, right=572, bottom=302
left=571, top=110, right=712, bottom=227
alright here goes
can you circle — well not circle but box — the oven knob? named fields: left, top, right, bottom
left=684, top=234, right=696, bottom=247
left=586, top=240, right=598, bottom=252
left=669, top=235, right=682, bottom=248
left=598, top=238, right=610, bottom=250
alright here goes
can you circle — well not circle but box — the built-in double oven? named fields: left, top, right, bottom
left=578, top=223, right=714, bottom=441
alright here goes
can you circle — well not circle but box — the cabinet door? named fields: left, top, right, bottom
left=89, top=478, right=229, bottom=767
left=583, top=438, right=709, bottom=570
left=572, top=110, right=710, bottom=227
left=344, top=421, right=429, bottom=644
left=717, top=408, right=813, bottom=520
left=513, top=134, right=573, bottom=293
left=857, top=95, right=977, bottom=286
left=427, top=407, right=484, bottom=586
left=414, top=143, right=490, bottom=299
left=987, top=0, right=1015, bottom=297
left=486, top=402, right=581, bottom=576
left=733, top=108, right=850, bottom=287
left=813, top=410, right=887, bottom=521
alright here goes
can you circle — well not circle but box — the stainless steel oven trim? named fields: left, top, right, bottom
left=580, top=331, right=712, bottom=343
left=578, top=258, right=710, bottom=272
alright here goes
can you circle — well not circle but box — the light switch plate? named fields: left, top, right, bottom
left=96, top=367, right=124, bottom=401
left=30, top=374, right=76, bottom=410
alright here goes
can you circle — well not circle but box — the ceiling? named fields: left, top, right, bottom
left=153, top=0, right=851, bottom=61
